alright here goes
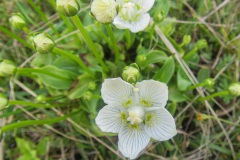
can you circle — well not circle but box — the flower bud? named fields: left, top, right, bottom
left=32, top=33, right=55, bottom=54
left=9, top=13, right=26, bottom=30
left=122, top=63, right=140, bottom=84
left=89, top=82, right=96, bottom=90
left=136, top=54, right=146, bottom=65
left=0, top=60, right=16, bottom=77
left=56, top=0, right=80, bottom=17
left=203, top=78, right=215, bottom=87
left=196, top=39, right=207, bottom=49
left=0, top=94, right=8, bottom=110
left=228, top=83, right=240, bottom=96
left=182, top=35, right=191, bottom=46
left=83, top=91, right=93, bottom=100
left=90, top=0, right=117, bottom=23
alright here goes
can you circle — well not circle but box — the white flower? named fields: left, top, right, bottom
left=95, top=78, right=177, bottom=159
left=113, top=0, right=155, bottom=33
left=91, top=0, right=117, bottom=23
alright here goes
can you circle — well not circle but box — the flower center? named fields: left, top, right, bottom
left=127, top=106, right=144, bottom=124
left=119, top=2, right=141, bottom=21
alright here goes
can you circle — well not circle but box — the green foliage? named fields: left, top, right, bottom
left=0, top=0, right=239, bottom=159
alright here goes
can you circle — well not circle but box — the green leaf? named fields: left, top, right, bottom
left=208, top=143, right=232, bottom=155
left=36, top=137, right=49, bottom=156
left=177, top=68, right=192, bottom=91
left=169, top=87, right=187, bottom=102
left=137, top=50, right=167, bottom=69
left=67, top=74, right=92, bottom=100
left=153, top=56, right=175, bottom=83
left=36, top=65, right=77, bottom=90
left=197, top=68, right=210, bottom=83
left=16, top=138, right=40, bottom=160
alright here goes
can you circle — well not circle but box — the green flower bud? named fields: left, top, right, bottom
left=0, top=94, right=8, bottom=110
left=122, top=63, right=140, bottom=84
left=89, top=82, right=96, bottom=90
left=0, top=60, right=16, bottom=77
left=90, top=0, right=117, bottom=23
left=203, top=78, right=215, bottom=87
left=9, top=13, right=26, bottom=30
left=196, top=39, right=207, bottom=49
left=56, top=0, right=80, bottom=17
left=83, top=91, right=93, bottom=100
left=35, top=95, right=46, bottom=102
left=182, top=35, right=191, bottom=46
left=32, top=33, right=55, bottom=54
left=136, top=54, right=147, bottom=64
left=228, top=83, right=240, bottom=96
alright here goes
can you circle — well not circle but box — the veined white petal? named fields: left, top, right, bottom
left=101, top=78, right=134, bottom=105
left=133, top=0, right=155, bottom=12
left=136, top=79, right=168, bottom=108
left=128, top=13, right=150, bottom=33
left=113, top=15, right=129, bottom=29
left=95, top=104, right=125, bottom=133
left=145, top=107, right=177, bottom=141
left=118, top=125, right=150, bottom=159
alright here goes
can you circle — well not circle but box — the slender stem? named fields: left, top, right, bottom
left=8, top=100, right=54, bottom=108
left=17, top=68, right=70, bottom=80
left=70, top=15, right=108, bottom=72
left=105, top=24, right=120, bottom=64
left=200, top=90, right=229, bottom=101
left=52, top=47, right=94, bottom=76
left=0, top=25, right=32, bottom=49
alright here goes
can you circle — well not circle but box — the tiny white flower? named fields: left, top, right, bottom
left=96, top=78, right=177, bottom=159
left=113, top=0, right=155, bottom=33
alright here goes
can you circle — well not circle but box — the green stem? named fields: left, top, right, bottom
left=105, top=24, right=120, bottom=64
left=70, top=15, right=108, bottom=72
left=188, top=82, right=204, bottom=90
left=8, top=101, right=54, bottom=108
left=52, top=47, right=94, bottom=76
left=0, top=25, right=32, bottom=49
left=200, top=90, right=229, bottom=101
left=1, top=109, right=80, bottom=133
left=17, top=68, right=70, bottom=80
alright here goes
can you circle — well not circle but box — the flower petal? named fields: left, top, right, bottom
left=101, top=78, right=134, bottom=105
left=113, top=13, right=150, bottom=33
left=128, top=13, right=150, bottom=33
left=113, top=15, right=129, bottom=30
left=95, top=104, right=125, bottom=133
left=118, top=125, right=150, bottom=159
left=133, top=0, right=155, bottom=12
left=145, top=107, right=177, bottom=141
left=136, top=79, right=168, bottom=108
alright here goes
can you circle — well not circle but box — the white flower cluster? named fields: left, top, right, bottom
left=91, top=0, right=155, bottom=33
left=95, top=78, right=177, bottom=159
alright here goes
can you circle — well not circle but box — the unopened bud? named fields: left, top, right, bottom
left=9, top=13, right=26, bottom=30
left=122, top=63, right=140, bottom=84
left=0, top=60, right=16, bottom=77
left=203, top=78, right=214, bottom=87
left=182, top=35, right=191, bottom=46
left=83, top=91, right=93, bottom=100
left=0, top=94, right=8, bottom=110
left=228, top=83, right=240, bottom=96
left=90, top=0, right=117, bottom=23
left=56, top=0, right=80, bottom=17
left=32, top=33, right=55, bottom=54
left=136, top=54, right=146, bottom=64
left=89, top=82, right=96, bottom=90
left=196, top=39, right=207, bottom=49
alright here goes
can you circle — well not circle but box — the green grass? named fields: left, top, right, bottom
left=0, top=0, right=240, bottom=160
